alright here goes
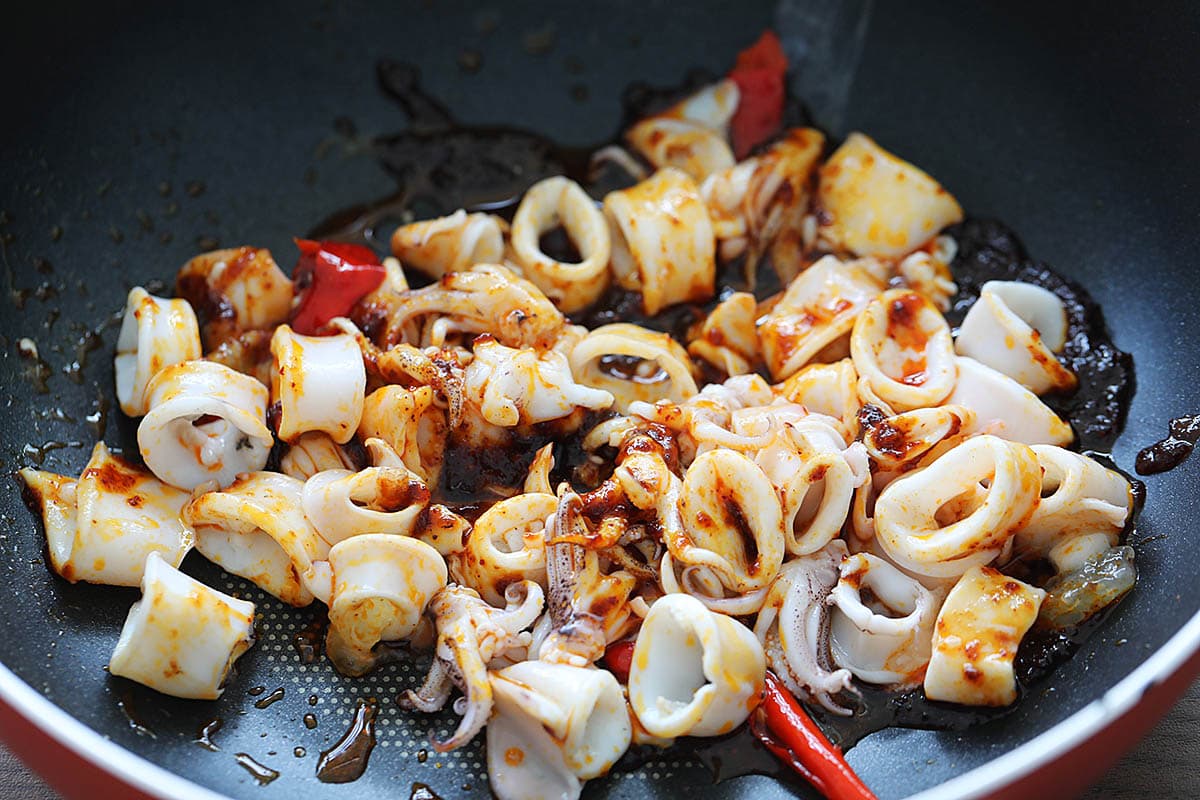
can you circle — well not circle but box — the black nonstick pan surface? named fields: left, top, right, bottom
left=1, top=2, right=1198, bottom=799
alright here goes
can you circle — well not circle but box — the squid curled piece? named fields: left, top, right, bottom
left=687, top=292, right=760, bottom=377
left=279, top=432, right=357, bottom=480
left=358, top=384, right=447, bottom=488
left=20, top=442, right=193, bottom=587
left=897, top=237, right=959, bottom=312
left=1015, top=445, right=1133, bottom=558
left=386, top=264, right=565, bottom=350
left=137, top=360, right=273, bottom=490
left=875, top=435, right=1042, bottom=579
left=630, top=373, right=776, bottom=460
left=816, top=132, right=964, bottom=259
left=569, top=323, right=699, bottom=413
left=463, top=336, right=614, bottom=427
left=183, top=472, right=329, bottom=606
left=670, top=448, right=786, bottom=596
left=315, top=534, right=447, bottom=677
left=945, top=356, right=1074, bottom=446
left=114, top=287, right=202, bottom=416
left=302, top=466, right=430, bottom=543
left=955, top=280, right=1076, bottom=394
left=270, top=325, right=366, bottom=444
left=510, top=176, right=612, bottom=312
left=603, top=168, right=716, bottom=315
left=390, top=209, right=506, bottom=279
left=753, top=417, right=868, bottom=556
left=487, top=661, right=631, bottom=800
left=758, top=255, right=886, bottom=381
left=924, top=565, right=1045, bottom=706
left=109, top=552, right=255, bottom=700
left=455, top=492, right=554, bottom=607
left=541, top=487, right=638, bottom=665
left=401, top=581, right=544, bottom=752
left=753, top=540, right=855, bottom=715
left=625, top=80, right=738, bottom=182
left=829, top=553, right=940, bottom=686
left=851, top=288, right=958, bottom=412
left=775, top=358, right=862, bottom=442
left=174, top=246, right=294, bottom=349
left=628, top=593, right=765, bottom=739
left=861, top=405, right=976, bottom=471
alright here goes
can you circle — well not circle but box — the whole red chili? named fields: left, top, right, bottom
left=289, top=238, right=386, bottom=335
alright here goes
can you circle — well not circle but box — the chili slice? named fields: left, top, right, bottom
left=753, top=671, right=878, bottom=800
left=290, top=238, right=386, bottom=335
left=602, top=639, right=636, bottom=684
left=728, top=30, right=788, bottom=159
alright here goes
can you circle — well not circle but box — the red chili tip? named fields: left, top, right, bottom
left=289, top=239, right=386, bottom=335
left=728, top=29, right=788, bottom=159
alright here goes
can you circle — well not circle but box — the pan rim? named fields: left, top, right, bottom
left=0, top=602, right=1197, bottom=799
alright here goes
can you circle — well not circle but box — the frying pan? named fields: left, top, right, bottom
left=1, top=1, right=1198, bottom=798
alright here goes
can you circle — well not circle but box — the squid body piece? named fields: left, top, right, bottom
left=875, top=435, right=1041, bottom=579
left=324, top=534, right=447, bottom=677
left=390, top=209, right=506, bottom=279
left=270, top=325, right=365, bottom=444
left=109, top=551, right=255, bottom=700
left=302, top=466, right=430, bottom=544
left=628, top=593, right=765, bottom=738
left=487, top=661, right=631, bottom=800
left=946, top=357, right=1074, bottom=446
left=184, top=472, right=328, bottom=606
left=114, top=287, right=202, bottom=416
left=603, top=168, right=716, bottom=315
left=817, top=133, right=964, bottom=258
left=1016, top=445, right=1133, bottom=557
left=625, top=80, right=738, bottom=182
left=924, top=565, right=1045, bottom=706
left=775, top=358, right=862, bottom=440
left=955, top=281, right=1076, bottom=394
left=279, top=431, right=356, bottom=480
left=862, top=405, right=975, bottom=471
left=174, top=247, right=294, bottom=348
left=458, top=492, right=554, bottom=607
left=510, top=176, right=612, bottom=312
left=464, top=337, right=614, bottom=427
left=569, top=323, right=698, bottom=413
left=687, top=292, right=760, bottom=377
left=137, top=360, right=273, bottom=490
left=851, top=289, right=958, bottom=412
left=20, top=442, right=193, bottom=587
left=359, top=384, right=445, bottom=486
left=759, top=255, right=885, bottom=381
left=830, top=553, right=939, bottom=685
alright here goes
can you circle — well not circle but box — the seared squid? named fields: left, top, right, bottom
left=686, top=292, right=760, bottom=377
left=358, top=384, right=447, bottom=488
left=174, top=246, right=293, bottom=349
left=455, top=492, right=555, bottom=607
left=390, top=209, right=506, bottom=279
left=569, top=323, right=699, bottom=413
left=625, top=80, right=738, bottom=182
left=114, top=287, right=202, bottom=416
left=270, top=325, right=365, bottom=444
left=401, top=581, right=544, bottom=752
left=946, top=357, right=1074, bottom=446
left=851, top=289, right=958, bottom=412
left=302, top=466, right=430, bottom=543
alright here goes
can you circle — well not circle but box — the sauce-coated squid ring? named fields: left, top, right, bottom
left=569, top=323, right=698, bottom=413
left=302, top=466, right=431, bottom=544
left=510, top=176, right=611, bottom=313
left=137, top=360, right=273, bottom=490
left=270, top=325, right=366, bottom=444
left=184, top=472, right=329, bottom=606
left=323, top=534, right=448, bottom=677
left=759, top=255, right=885, bottom=381
left=115, top=287, right=202, bottom=416
left=1015, top=445, right=1133, bottom=557
left=603, top=168, right=716, bottom=315
left=389, top=209, right=506, bottom=279
left=174, top=246, right=294, bottom=349
left=457, top=492, right=555, bottom=607
left=850, top=289, right=957, bottom=412
left=628, top=593, right=765, bottom=739
left=108, top=552, right=256, bottom=700
left=875, top=435, right=1041, bottom=578
left=671, top=449, right=786, bottom=594
left=863, top=405, right=976, bottom=471
left=358, top=385, right=446, bottom=487
left=829, top=552, right=939, bottom=685
left=659, top=554, right=771, bottom=616
left=956, top=280, right=1076, bottom=394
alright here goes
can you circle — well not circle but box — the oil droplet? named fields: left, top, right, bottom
left=254, top=687, right=285, bottom=709
left=410, top=783, right=443, bottom=800
left=234, top=753, right=280, bottom=785
left=294, top=747, right=307, bottom=758
left=116, top=691, right=156, bottom=739
left=195, top=718, right=222, bottom=751
left=247, top=685, right=266, bottom=696
left=315, top=700, right=377, bottom=784
left=308, top=694, right=319, bottom=707
left=417, top=749, right=428, bottom=763
left=303, top=713, right=318, bottom=730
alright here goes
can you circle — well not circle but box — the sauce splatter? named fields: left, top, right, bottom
left=234, top=753, right=279, bottom=785
left=1136, top=414, right=1200, bottom=475
left=316, top=700, right=377, bottom=783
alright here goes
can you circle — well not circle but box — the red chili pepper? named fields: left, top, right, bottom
left=602, top=639, right=636, bottom=684
left=728, top=30, right=788, bottom=159
left=753, top=672, right=878, bottom=800
left=289, top=239, right=386, bottom=335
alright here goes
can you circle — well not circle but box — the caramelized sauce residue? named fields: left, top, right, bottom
left=316, top=700, right=378, bottom=783
left=1136, top=413, right=1200, bottom=475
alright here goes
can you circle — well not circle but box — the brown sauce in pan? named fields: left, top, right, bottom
left=316, top=699, right=378, bottom=783
left=1136, top=413, right=1200, bottom=475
